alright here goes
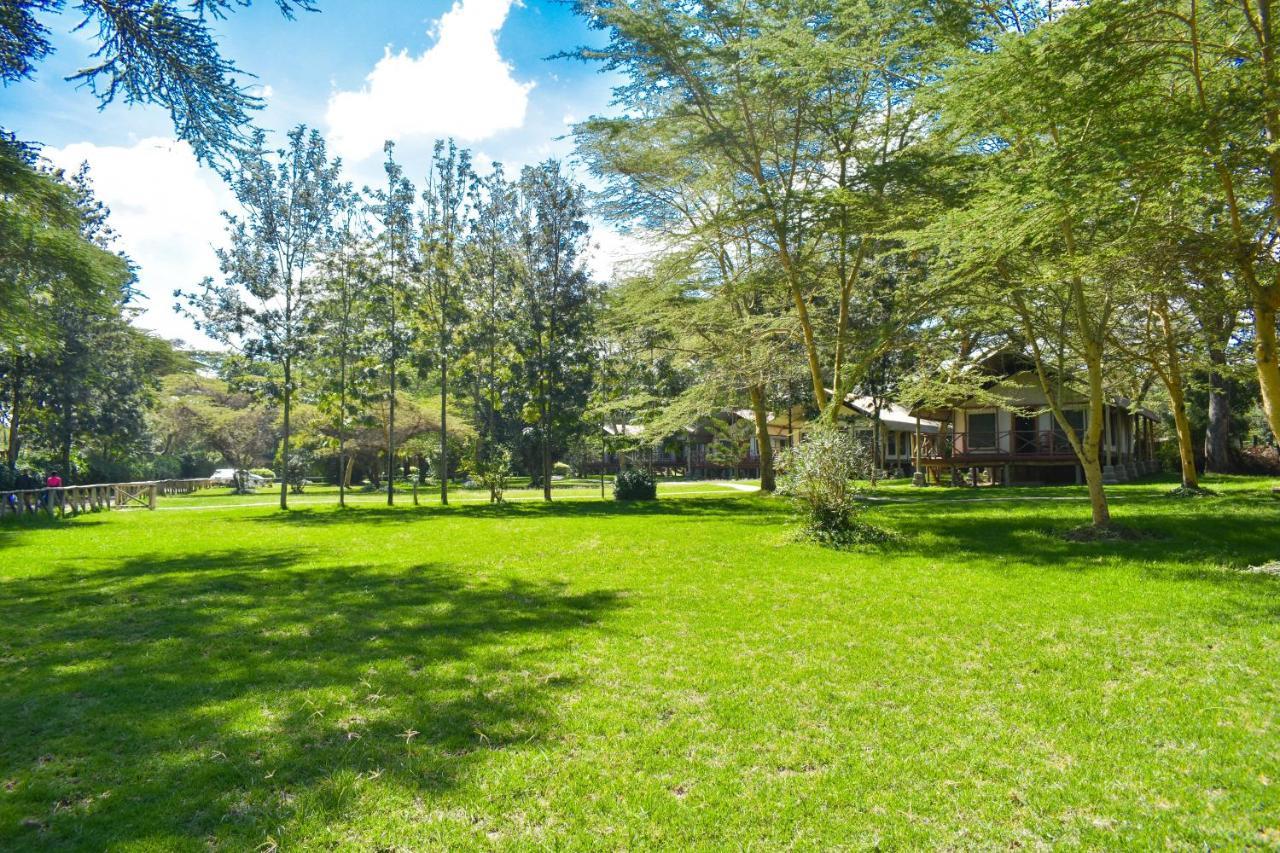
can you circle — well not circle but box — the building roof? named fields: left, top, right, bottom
left=603, top=423, right=645, bottom=438
left=840, top=395, right=941, bottom=433
left=938, top=371, right=1159, bottom=421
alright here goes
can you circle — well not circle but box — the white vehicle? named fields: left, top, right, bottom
left=209, top=468, right=268, bottom=487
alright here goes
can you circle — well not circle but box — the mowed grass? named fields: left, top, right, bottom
left=1, top=476, right=1278, bottom=849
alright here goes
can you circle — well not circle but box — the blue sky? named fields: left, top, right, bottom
left=0, top=0, right=633, bottom=344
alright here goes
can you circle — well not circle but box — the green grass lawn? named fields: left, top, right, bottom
left=1, top=475, right=1278, bottom=849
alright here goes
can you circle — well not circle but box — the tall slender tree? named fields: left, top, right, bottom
left=366, top=142, right=417, bottom=506
left=181, top=126, right=344, bottom=509
left=459, top=164, right=520, bottom=463
left=516, top=161, right=597, bottom=501
left=419, top=139, right=473, bottom=506
left=314, top=189, right=370, bottom=507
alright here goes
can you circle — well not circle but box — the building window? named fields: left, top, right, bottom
left=968, top=412, right=997, bottom=448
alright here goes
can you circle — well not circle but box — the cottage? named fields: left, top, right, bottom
left=912, top=369, right=1160, bottom=486
left=837, top=396, right=941, bottom=477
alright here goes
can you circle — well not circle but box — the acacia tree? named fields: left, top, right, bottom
left=157, top=373, right=278, bottom=493
left=419, top=139, right=473, bottom=506
left=581, top=110, right=796, bottom=489
left=574, top=0, right=948, bottom=416
left=928, top=7, right=1168, bottom=528
left=1021, top=3, right=1280, bottom=453
left=182, top=126, right=343, bottom=510
left=366, top=142, right=417, bottom=506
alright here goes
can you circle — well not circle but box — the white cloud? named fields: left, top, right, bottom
left=326, top=0, right=534, bottom=162
left=43, top=138, right=231, bottom=346
left=587, top=223, right=653, bottom=283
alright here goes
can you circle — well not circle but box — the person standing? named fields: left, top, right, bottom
left=14, top=469, right=37, bottom=511
left=44, top=469, right=62, bottom=510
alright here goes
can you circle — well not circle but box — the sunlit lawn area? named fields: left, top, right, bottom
left=1, top=475, right=1278, bottom=848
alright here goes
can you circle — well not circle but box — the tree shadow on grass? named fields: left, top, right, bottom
left=874, top=493, right=1280, bottom=575
left=238, top=494, right=786, bottom=528
left=0, top=548, right=623, bottom=848
left=0, top=515, right=107, bottom=547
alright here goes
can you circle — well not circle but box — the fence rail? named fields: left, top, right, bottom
left=0, top=478, right=215, bottom=519
left=920, top=430, right=1080, bottom=460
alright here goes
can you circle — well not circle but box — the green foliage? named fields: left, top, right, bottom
left=1, top=0, right=318, bottom=164
left=177, top=126, right=344, bottom=509
left=614, top=466, right=656, bottom=500
left=0, top=135, right=129, bottom=351
left=778, top=426, right=875, bottom=547
left=703, top=417, right=753, bottom=472
left=475, top=445, right=513, bottom=504
left=283, top=451, right=313, bottom=494
left=150, top=455, right=183, bottom=481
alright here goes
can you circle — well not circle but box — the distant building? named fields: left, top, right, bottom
left=910, top=357, right=1159, bottom=486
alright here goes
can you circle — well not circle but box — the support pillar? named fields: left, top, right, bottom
left=1102, top=407, right=1121, bottom=484
left=912, top=415, right=925, bottom=487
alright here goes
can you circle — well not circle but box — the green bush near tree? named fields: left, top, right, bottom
left=614, top=467, right=657, bottom=500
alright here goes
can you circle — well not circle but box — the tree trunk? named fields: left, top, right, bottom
left=281, top=358, right=291, bottom=511
left=387, top=334, right=396, bottom=507
left=60, top=430, right=71, bottom=485
left=1253, top=298, right=1280, bottom=442
left=748, top=384, right=775, bottom=492
left=1168, top=380, right=1200, bottom=489
left=440, top=343, right=449, bottom=506
left=1081, top=355, right=1112, bottom=527
left=59, top=395, right=72, bottom=484
left=7, top=356, right=22, bottom=472
left=1080, top=451, right=1111, bottom=528
left=542, top=417, right=552, bottom=502
left=338, top=351, right=347, bottom=509
left=1156, top=298, right=1199, bottom=488
left=1204, top=344, right=1231, bottom=474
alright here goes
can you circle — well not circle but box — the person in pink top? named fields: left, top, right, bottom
left=43, top=470, right=62, bottom=509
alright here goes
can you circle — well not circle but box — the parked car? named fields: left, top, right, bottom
left=209, top=468, right=268, bottom=487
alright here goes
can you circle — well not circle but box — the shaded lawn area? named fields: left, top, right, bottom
left=0, top=477, right=1278, bottom=848
left=151, top=479, right=740, bottom=511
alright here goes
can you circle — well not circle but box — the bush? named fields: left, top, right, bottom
left=250, top=468, right=276, bottom=480
left=151, top=455, right=183, bottom=481
left=284, top=451, right=312, bottom=494
left=614, top=467, right=657, bottom=501
left=553, top=460, right=571, bottom=478
left=778, top=426, right=881, bottom=547
left=476, top=446, right=513, bottom=504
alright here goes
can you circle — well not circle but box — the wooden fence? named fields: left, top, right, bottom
left=0, top=478, right=215, bottom=519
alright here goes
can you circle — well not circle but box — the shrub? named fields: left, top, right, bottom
left=778, top=425, right=880, bottom=547
left=250, top=468, right=276, bottom=480
left=151, top=455, right=183, bottom=481
left=284, top=451, right=312, bottom=494
left=476, top=446, right=513, bottom=504
left=614, top=467, right=657, bottom=501
left=553, top=460, right=571, bottom=478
